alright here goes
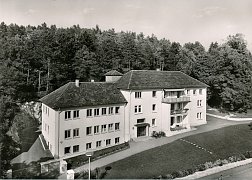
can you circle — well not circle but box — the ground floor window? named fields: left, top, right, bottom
left=86, top=142, right=91, bottom=150
left=73, top=145, right=79, bottom=153
left=96, top=140, right=101, bottom=148
left=64, top=146, right=71, bottom=154
left=115, top=137, right=120, bottom=144
left=106, top=139, right=111, bottom=146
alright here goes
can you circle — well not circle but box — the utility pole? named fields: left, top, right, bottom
left=46, top=58, right=50, bottom=93
left=38, top=70, right=41, bottom=92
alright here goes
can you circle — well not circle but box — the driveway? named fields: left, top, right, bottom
left=74, top=116, right=250, bottom=173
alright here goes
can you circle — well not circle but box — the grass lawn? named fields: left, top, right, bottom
left=101, top=124, right=252, bottom=179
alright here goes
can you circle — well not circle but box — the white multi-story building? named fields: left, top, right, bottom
left=40, top=70, right=208, bottom=158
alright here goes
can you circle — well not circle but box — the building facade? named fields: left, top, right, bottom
left=40, top=70, right=208, bottom=159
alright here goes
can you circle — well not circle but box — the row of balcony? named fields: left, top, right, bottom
left=162, top=96, right=190, bottom=103
left=170, top=108, right=189, bottom=115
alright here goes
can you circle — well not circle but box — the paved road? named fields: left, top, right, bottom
left=73, top=116, right=250, bottom=174
left=198, top=162, right=252, bottom=180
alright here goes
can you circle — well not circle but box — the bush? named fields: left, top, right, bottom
left=164, top=174, right=173, bottom=179
left=196, top=164, right=206, bottom=171
left=187, top=168, right=196, bottom=175
left=228, top=156, right=238, bottom=163
left=204, top=161, right=214, bottom=169
left=151, top=131, right=166, bottom=138
left=171, top=171, right=181, bottom=178
left=244, top=151, right=252, bottom=158
left=66, top=142, right=129, bottom=169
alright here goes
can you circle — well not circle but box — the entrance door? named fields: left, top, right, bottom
left=137, top=126, right=146, bottom=137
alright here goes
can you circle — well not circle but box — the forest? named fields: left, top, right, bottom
left=0, top=22, right=252, bottom=176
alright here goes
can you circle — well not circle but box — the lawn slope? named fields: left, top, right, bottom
left=103, top=124, right=252, bottom=179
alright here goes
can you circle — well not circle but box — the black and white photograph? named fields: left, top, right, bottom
left=0, top=0, right=252, bottom=179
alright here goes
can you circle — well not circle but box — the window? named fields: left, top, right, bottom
left=187, top=90, right=190, bottom=95
left=106, top=139, right=111, bottom=146
left=134, top=105, right=142, bottom=113
left=115, top=137, right=120, bottom=144
left=197, top=100, right=202, bottom=107
left=137, top=118, right=145, bottom=123
left=197, top=112, right=202, bottom=119
left=152, top=104, right=156, bottom=111
left=193, top=90, right=197, bottom=95
left=134, top=106, right=138, bottom=113
left=65, top=130, right=71, bottom=139
left=109, top=107, right=113, bottom=114
left=135, top=92, right=142, bottom=98
left=94, top=108, right=99, bottom=116
left=102, top=108, right=107, bottom=115
left=94, top=125, right=99, bottom=134
left=87, top=109, right=92, bottom=117
left=108, top=123, right=113, bottom=131
left=73, top=110, right=79, bottom=118
left=96, top=141, right=101, bottom=148
left=139, top=105, right=142, bottom=113
left=64, top=146, right=71, bottom=154
left=73, top=128, right=79, bottom=137
left=115, top=123, right=120, bottom=131
left=199, top=89, right=202, bottom=95
left=86, top=143, right=91, bottom=150
left=65, top=111, right=71, bottom=120
left=115, top=107, right=120, bottom=114
left=101, top=125, right=107, bottom=133
left=152, top=118, right=156, bottom=126
left=73, top=145, right=79, bottom=153
left=86, top=127, right=92, bottom=135
left=152, top=91, right=156, bottom=97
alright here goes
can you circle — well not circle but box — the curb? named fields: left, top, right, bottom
left=176, top=158, right=252, bottom=179
left=207, top=113, right=252, bottom=121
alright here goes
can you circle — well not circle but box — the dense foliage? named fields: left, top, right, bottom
left=0, top=22, right=252, bottom=176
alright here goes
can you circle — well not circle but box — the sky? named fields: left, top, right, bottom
left=0, top=0, right=252, bottom=51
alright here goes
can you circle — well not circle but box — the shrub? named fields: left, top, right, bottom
left=164, top=174, right=173, bottom=179
left=171, top=171, right=181, bottom=178
left=244, top=151, right=252, bottom=158
left=221, top=159, right=229, bottom=165
left=204, top=161, right=214, bottom=169
left=66, top=142, right=129, bottom=169
left=237, top=154, right=246, bottom=161
left=187, top=168, right=196, bottom=175
left=228, top=156, right=238, bottom=163
left=151, top=131, right=166, bottom=138
left=196, top=164, right=206, bottom=171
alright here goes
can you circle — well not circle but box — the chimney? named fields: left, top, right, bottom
left=75, top=79, right=79, bottom=87
left=91, top=79, right=94, bottom=82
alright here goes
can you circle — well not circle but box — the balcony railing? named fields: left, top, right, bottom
left=162, top=96, right=190, bottom=103
left=170, top=108, right=189, bottom=115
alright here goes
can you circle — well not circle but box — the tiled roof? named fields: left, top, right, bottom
left=40, top=82, right=127, bottom=109
left=104, top=70, right=123, bottom=76
left=116, top=70, right=208, bottom=90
